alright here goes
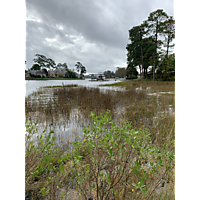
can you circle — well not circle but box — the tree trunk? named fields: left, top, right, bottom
left=167, top=37, right=170, bottom=71
left=145, top=68, right=148, bottom=79
left=140, top=44, right=145, bottom=79
left=153, top=56, right=156, bottom=81
left=153, top=20, right=158, bottom=82
left=139, top=64, right=141, bottom=77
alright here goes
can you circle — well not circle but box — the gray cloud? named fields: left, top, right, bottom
left=26, top=0, right=174, bottom=73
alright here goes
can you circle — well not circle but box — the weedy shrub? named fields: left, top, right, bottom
left=70, top=110, right=175, bottom=200
left=25, top=111, right=174, bottom=199
left=25, top=119, right=73, bottom=200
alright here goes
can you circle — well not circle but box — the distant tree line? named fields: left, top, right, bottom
left=28, top=54, right=87, bottom=78
left=103, top=70, right=115, bottom=78
left=126, top=9, right=175, bottom=81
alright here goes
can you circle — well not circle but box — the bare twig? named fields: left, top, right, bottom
left=146, top=170, right=168, bottom=200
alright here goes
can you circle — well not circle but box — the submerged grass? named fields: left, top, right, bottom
left=42, top=84, right=78, bottom=88
left=25, top=81, right=175, bottom=199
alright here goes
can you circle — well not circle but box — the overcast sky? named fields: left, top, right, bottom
left=25, top=0, right=174, bottom=74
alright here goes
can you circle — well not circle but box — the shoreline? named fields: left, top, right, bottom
left=25, top=77, right=84, bottom=80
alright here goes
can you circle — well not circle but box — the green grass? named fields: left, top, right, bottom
left=101, top=79, right=174, bottom=87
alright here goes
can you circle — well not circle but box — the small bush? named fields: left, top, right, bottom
left=126, top=75, right=137, bottom=79
left=25, top=119, right=72, bottom=199
left=70, top=110, right=175, bottom=199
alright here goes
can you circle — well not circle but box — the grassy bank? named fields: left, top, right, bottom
left=101, top=79, right=175, bottom=87
left=25, top=81, right=175, bottom=199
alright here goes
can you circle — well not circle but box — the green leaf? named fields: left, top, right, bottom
left=132, top=182, right=137, bottom=187
left=61, top=193, right=66, bottom=198
left=140, top=187, right=146, bottom=194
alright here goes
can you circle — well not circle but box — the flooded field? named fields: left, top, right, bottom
left=25, top=80, right=175, bottom=145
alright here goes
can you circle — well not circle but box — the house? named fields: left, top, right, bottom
left=29, top=69, right=48, bottom=77
left=54, top=67, right=66, bottom=77
left=48, top=69, right=56, bottom=78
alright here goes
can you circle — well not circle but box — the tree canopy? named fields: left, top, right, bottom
left=33, top=54, right=56, bottom=69
left=57, top=62, right=68, bottom=69
left=126, top=9, right=175, bottom=81
left=75, top=62, right=87, bottom=78
left=103, top=70, right=115, bottom=78
left=115, top=67, right=126, bottom=78
left=31, top=64, right=41, bottom=70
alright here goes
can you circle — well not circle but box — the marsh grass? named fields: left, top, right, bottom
left=25, top=81, right=175, bottom=199
left=101, top=80, right=174, bottom=91
left=43, top=84, right=79, bottom=88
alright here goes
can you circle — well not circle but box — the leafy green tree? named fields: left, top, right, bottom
left=57, top=62, right=68, bottom=69
left=163, top=16, right=175, bottom=57
left=80, top=66, right=86, bottom=78
left=142, top=37, right=155, bottom=78
left=33, top=54, right=56, bottom=77
left=33, top=54, right=56, bottom=69
left=127, top=24, right=155, bottom=79
left=46, top=58, right=56, bottom=69
left=156, top=53, right=175, bottom=81
left=75, top=62, right=81, bottom=74
left=126, top=64, right=138, bottom=79
left=146, top=9, right=169, bottom=81
left=160, top=16, right=175, bottom=81
left=111, top=71, right=115, bottom=77
left=62, top=62, right=68, bottom=69
left=75, top=62, right=86, bottom=78
left=115, top=67, right=126, bottom=78
left=103, top=70, right=113, bottom=78
left=57, top=63, right=62, bottom=68
left=31, top=64, right=41, bottom=70
left=65, top=69, right=77, bottom=78
left=127, top=24, right=146, bottom=78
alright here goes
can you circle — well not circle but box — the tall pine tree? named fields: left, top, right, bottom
left=145, top=9, right=169, bottom=81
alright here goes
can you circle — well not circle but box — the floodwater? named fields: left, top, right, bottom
left=25, top=78, right=122, bottom=97
left=25, top=79, right=175, bottom=146
left=25, top=79, right=123, bottom=145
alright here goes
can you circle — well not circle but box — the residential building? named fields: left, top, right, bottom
left=48, top=70, right=56, bottom=78
left=54, top=67, right=66, bottom=77
left=29, top=69, right=48, bottom=77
